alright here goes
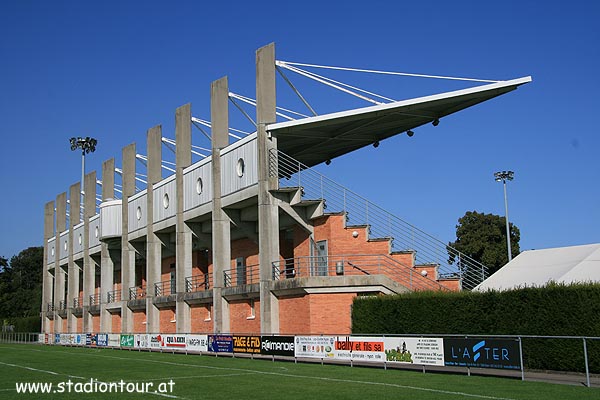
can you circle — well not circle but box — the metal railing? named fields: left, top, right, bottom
left=186, top=273, right=211, bottom=292
left=223, top=264, right=260, bottom=288
left=89, top=293, right=101, bottom=306
left=271, top=149, right=488, bottom=290
left=154, top=280, right=175, bottom=297
left=73, top=297, right=83, bottom=308
left=107, top=290, right=121, bottom=303
left=272, top=254, right=449, bottom=291
left=129, top=285, right=147, bottom=300
left=47, top=303, right=55, bottom=312
left=58, top=300, right=67, bottom=310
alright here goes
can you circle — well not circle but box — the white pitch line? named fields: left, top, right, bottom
left=0, top=361, right=59, bottom=375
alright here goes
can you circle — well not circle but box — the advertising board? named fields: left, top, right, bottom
left=444, top=338, right=521, bottom=370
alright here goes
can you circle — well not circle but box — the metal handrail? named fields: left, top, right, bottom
left=271, top=149, right=489, bottom=290
left=185, top=273, right=211, bottom=292
left=47, top=303, right=55, bottom=312
left=89, top=293, right=101, bottom=306
left=154, top=280, right=174, bottom=297
left=129, top=285, right=147, bottom=300
left=107, top=290, right=121, bottom=303
left=58, top=300, right=67, bottom=310
left=73, top=297, right=83, bottom=308
left=223, top=263, right=259, bottom=288
left=272, top=254, right=450, bottom=291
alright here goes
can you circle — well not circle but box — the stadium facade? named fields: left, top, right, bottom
left=41, top=43, right=530, bottom=336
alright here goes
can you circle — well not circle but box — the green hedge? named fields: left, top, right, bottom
left=351, top=283, right=600, bottom=373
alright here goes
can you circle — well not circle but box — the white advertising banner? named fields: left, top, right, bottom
left=149, top=334, right=162, bottom=349
left=134, top=334, right=148, bottom=349
left=383, top=337, right=444, bottom=366
left=333, top=336, right=385, bottom=362
left=186, top=335, right=208, bottom=352
left=108, top=334, right=120, bottom=347
left=162, top=334, right=187, bottom=350
left=294, top=336, right=336, bottom=358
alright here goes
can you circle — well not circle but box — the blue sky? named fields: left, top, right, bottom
left=1, top=0, right=598, bottom=259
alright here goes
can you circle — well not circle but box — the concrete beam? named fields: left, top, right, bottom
left=121, top=143, right=136, bottom=332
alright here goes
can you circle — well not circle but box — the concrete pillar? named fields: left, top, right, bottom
left=100, top=158, right=115, bottom=332
left=175, top=104, right=192, bottom=332
left=67, top=182, right=81, bottom=332
left=54, top=192, right=67, bottom=333
left=256, top=43, right=280, bottom=334
left=82, top=171, right=96, bottom=332
left=121, top=144, right=136, bottom=333
left=211, top=76, right=231, bottom=333
left=146, top=125, right=162, bottom=333
left=42, top=200, right=55, bottom=333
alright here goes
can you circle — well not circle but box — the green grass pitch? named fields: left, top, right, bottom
left=0, top=344, right=597, bottom=399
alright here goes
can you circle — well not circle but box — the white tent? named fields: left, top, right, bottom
left=474, top=243, right=600, bottom=291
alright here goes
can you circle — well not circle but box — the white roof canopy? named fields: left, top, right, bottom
left=268, top=77, right=531, bottom=167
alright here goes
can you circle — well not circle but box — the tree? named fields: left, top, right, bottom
left=0, top=247, right=43, bottom=319
left=448, top=211, right=520, bottom=285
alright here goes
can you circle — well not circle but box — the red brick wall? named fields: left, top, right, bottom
left=62, top=318, right=67, bottom=332
left=92, top=315, right=100, bottom=332
left=279, top=295, right=310, bottom=334
left=308, top=293, right=355, bottom=335
left=229, top=300, right=260, bottom=334
left=111, top=313, right=121, bottom=333
left=48, top=319, right=54, bottom=333
left=159, top=308, right=176, bottom=334
left=190, top=305, right=213, bottom=333
left=76, top=317, right=82, bottom=332
left=132, top=311, right=146, bottom=333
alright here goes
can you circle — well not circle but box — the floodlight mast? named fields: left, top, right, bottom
left=70, top=137, right=97, bottom=222
left=494, top=170, right=514, bottom=263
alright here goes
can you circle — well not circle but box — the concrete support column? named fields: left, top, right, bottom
left=100, top=159, right=115, bottom=332
left=42, top=201, right=55, bottom=333
left=82, top=171, right=96, bottom=332
left=121, top=144, right=136, bottom=333
left=54, top=192, right=67, bottom=333
left=256, top=43, right=280, bottom=334
left=211, top=77, right=231, bottom=333
left=146, top=125, right=162, bottom=333
left=67, top=182, right=81, bottom=333
left=175, top=104, right=192, bottom=333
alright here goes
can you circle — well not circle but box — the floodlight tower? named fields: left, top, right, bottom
left=70, top=137, right=97, bottom=222
left=494, top=170, right=514, bottom=262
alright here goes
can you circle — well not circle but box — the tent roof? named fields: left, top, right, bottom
left=475, top=243, right=600, bottom=291
left=268, top=77, right=532, bottom=167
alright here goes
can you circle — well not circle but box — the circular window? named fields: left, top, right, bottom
left=196, top=177, right=203, bottom=194
left=136, top=206, right=142, bottom=221
left=78, top=234, right=82, bottom=246
left=236, top=158, right=245, bottom=177
left=51, top=246, right=55, bottom=256
left=163, top=193, right=170, bottom=209
left=95, top=226, right=99, bottom=238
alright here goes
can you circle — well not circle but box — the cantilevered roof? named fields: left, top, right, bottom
left=268, top=77, right=531, bottom=167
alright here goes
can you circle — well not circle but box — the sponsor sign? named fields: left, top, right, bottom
left=134, top=334, right=148, bottom=349
left=96, top=334, right=108, bottom=347
left=163, top=335, right=187, bottom=349
left=60, top=334, right=70, bottom=345
left=54, top=334, right=60, bottom=344
left=85, top=333, right=92, bottom=346
left=208, top=335, right=233, bottom=353
left=260, top=336, right=294, bottom=357
left=233, top=336, right=261, bottom=354
left=187, top=335, right=209, bottom=352
left=294, top=336, right=336, bottom=358
left=444, top=338, right=521, bottom=370
left=108, top=334, right=120, bottom=347
left=383, top=337, right=444, bottom=366
left=149, top=334, right=162, bottom=349
left=120, top=334, right=135, bottom=347
left=334, top=336, right=385, bottom=362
